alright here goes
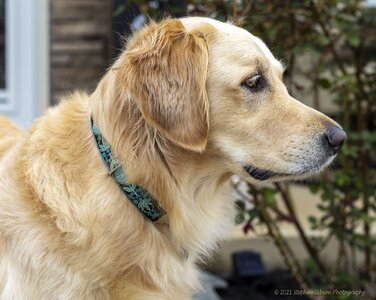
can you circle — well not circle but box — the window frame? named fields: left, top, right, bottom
left=0, top=0, right=49, bottom=128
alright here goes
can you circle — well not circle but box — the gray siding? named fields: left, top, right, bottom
left=51, top=0, right=113, bottom=104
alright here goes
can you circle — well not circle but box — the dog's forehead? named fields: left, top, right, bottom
left=180, top=17, right=284, bottom=72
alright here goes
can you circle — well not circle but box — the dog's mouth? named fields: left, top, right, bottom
left=243, top=158, right=334, bottom=181
left=243, top=165, right=293, bottom=181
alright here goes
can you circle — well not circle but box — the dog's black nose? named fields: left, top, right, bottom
left=325, top=125, right=347, bottom=153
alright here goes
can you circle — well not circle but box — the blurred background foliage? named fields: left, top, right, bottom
left=115, top=0, right=376, bottom=298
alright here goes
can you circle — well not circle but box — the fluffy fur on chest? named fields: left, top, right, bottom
left=0, top=93, right=235, bottom=299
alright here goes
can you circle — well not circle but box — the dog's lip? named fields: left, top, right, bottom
left=243, top=152, right=336, bottom=181
left=243, top=165, right=293, bottom=181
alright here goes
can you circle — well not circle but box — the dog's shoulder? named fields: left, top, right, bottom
left=0, top=115, right=24, bottom=161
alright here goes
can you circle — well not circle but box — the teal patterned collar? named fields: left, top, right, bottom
left=90, top=116, right=166, bottom=223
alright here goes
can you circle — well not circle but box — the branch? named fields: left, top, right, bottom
left=275, top=183, right=332, bottom=285
left=249, top=184, right=312, bottom=291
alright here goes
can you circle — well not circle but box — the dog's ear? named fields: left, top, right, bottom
left=124, top=20, right=212, bottom=152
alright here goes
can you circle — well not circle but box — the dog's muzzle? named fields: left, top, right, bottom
left=244, top=125, right=347, bottom=181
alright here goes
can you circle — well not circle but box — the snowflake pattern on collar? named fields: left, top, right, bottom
left=91, top=116, right=166, bottom=222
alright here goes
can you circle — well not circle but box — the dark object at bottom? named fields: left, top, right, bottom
left=217, top=270, right=309, bottom=300
left=232, top=251, right=266, bottom=279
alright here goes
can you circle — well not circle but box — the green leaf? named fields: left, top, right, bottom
left=341, top=144, right=359, bottom=158
left=309, top=184, right=320, bottom=194
left=360, top=213, right=374, bottom=224
left=308, top=216, right=318, bottom=230
left=247, top=208, right=259, bottom=221
left=235, top=211, right=245, bottom=225
left=319, top=78, right=331, bottom=89
left=262, top=187, right=277, bottom=206
left=304, top=258, right=319, bottom=273
left=308, top=216, right=317, bottom=224
left=317, top=35, right=330, bottom=46
left=235, top=200, right=245, bottom=211
left=318, top=204, right=329, bottom=212
left=235, top=200, right=246, bottom=225
left=335, top=172, right=350, bottom=186
left=348, top=34, right=361, bottom=47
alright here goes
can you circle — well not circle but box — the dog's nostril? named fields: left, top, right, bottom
left=325, top=125, right=347, bottom=153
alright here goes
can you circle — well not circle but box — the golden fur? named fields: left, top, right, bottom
left=0, top=116, right=23, bottom=159
left=0, top=18, right=341, bottom=299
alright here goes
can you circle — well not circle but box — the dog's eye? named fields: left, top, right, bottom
left=242, top=75, right=265, bottom=92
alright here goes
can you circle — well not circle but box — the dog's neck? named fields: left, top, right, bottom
left=90, top=115, right=167, bottom=222
left=90, top=68, right=235, bottom=255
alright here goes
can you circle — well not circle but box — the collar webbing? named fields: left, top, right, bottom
left=90, top=116, right=166, bottom=222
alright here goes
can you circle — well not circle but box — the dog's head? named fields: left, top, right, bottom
left=122, top=17, right=346, bottom=182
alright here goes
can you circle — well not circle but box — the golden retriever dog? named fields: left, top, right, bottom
left=0, top=17, right=346, bottom=299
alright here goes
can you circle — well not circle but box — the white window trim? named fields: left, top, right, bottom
left=0, top=0, right=49, bottom=128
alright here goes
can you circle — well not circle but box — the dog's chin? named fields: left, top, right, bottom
left=243, top=155, right=335, bottom=182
